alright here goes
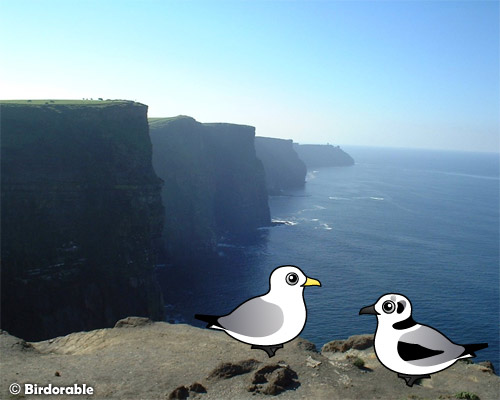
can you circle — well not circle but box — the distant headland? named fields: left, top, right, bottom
left=294, top=143, right=355, bottom=168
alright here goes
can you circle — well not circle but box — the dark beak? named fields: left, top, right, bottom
left=359, top=304, right=379, bottom=315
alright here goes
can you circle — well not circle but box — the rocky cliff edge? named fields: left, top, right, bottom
left=1, top=318, right=498, bottom=400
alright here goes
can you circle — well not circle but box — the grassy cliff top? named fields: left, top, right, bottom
left=0, top=99, right=145, bottom=107
left=256, top=136, right=294, bottom=143
left=149, top=116, right=254, bottom=130
left=148, top=115, right=196, bottom=129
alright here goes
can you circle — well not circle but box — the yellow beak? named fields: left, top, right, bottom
left=303, top=277, right=321, bottom=287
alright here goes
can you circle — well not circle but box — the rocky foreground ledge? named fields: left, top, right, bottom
left=1, top=318, right=498, bottom=399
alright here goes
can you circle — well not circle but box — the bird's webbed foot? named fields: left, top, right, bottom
left=397, top=373, right=431, bottom=387
left=251, top=344, right=284, bottom=357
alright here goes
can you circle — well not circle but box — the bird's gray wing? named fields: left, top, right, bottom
left=218, top=297, right=284, bottom=338
left=399, top=324, right=464, bottom=367
left=397, top=342, right=444, bottom=361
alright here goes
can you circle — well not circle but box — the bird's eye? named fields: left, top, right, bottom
left=286, top=272, right=299, bottom=286
left=382, top=300, right=395, bottom=314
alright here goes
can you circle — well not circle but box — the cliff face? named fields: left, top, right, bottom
left=203, top=123, right=270, bottom=237
left=150, top=116, right=270, bottom=260
left=294, top=143, right=355, bottom=168
left=0, top=101, right=165, bottom=341
left=255, top=137, right=306, bottom=194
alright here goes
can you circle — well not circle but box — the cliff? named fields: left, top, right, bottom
left=255, top=137, right=306, bottom=194
left=294, top=143, right=355, bottom=168
left=1, top=319, right=497, bottom=399
left=149, top=116, right=270, bottom=260
left=0, top=100, right=165, bottom=342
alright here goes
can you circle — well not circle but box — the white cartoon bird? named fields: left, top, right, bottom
left=195, top=265, right=321, bottom=357
left=359, top=293, right=488, bottom=387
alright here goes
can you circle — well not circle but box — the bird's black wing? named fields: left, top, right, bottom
left=194, top=314, right=223, bottom=329
left=399, top=324, right=464, bottom=366
left=460, top=343, right=488, bottom=358
left=397, top=341, right=444, bottom=361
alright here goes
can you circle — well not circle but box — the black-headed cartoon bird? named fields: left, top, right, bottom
left=359, top=293, right=488, bottom=387
left=195, top=265, right=321, bottom=357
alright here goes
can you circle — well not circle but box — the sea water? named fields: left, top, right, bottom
left=158, top=146, right=499, bottom=368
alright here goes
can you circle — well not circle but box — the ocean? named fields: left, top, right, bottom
left=158, top=146, right=499, bottom=369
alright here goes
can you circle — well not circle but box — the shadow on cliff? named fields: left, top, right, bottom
left=155, top=228, right=271, bottom=327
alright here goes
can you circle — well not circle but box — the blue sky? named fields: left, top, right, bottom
left=1, top=0, right=498, bottom=152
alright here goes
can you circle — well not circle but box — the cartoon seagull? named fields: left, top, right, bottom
left=195, top=265, right=321, bottom=357
left=359, top=293, right=488, bottom=387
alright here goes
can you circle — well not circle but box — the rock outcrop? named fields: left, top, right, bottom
left=255, top=137, right=306, bottom=194
left=149, top=116, right=270, bottom=260
left=294, top=143, right=354, bottom=168
left=1, top=321, right=498, bottom=399
left=322, top=334, right=374, bottom=353
left=0, top=101, right=165, bottom=342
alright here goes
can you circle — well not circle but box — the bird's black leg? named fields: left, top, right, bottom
left=397, top=373, right=431, bottom=387
left=251, top=344, right=284, bottom=358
